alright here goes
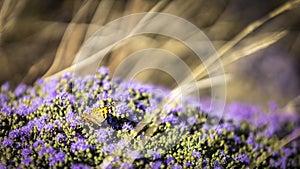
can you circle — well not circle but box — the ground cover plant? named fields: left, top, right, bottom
left=0, top=67, right=299, bottom=168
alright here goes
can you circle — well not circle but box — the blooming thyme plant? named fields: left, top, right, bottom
left=0, top=67, right=299, bottom=168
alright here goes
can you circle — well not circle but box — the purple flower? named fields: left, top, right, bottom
left=71, top=139, right=90, bottom=152
left=112, top=90, right=130, bottom=101
left=33, top=140, right=44, bottom=149
left=166, top=157, right=175, bottom=165
left=270, top=159, right=282, bottom=168
left=185, top=162, right=192, bottom=168
left=71, top=164, right=91, bottom=169
left=122, top=123, right=133, bottom=131
left=15, top=142, right=21, bottom=149
left=1, top=82, right=10, bottom=91
left=111, top=157, right=120, bottom=163
left=98, top=67, right=109, bottom=76
left=162, top=114, right=178, bottom=124
left=69, top=121, right=77, bottom=129
left=127, top=150, right=141, bottom=160
left=221, top=122, right=234, bottom=131
left=102, top=143, right=117, bottom=154
left=117, top=139, right=127, bottom=148
left=66, top=110, right=76, bottom=120
left=35, top=78, right=44, bottom=86
left=136, top=102, right=146, bottom=111
left=42, top=79, right=58, bottom=100
left=21, top=148, right=32, bottom=157
left=120, top=162, right=133, bottom=169
left=150, top=150, right=161, bottom=160
left=101, top=161, right=112, bottom=169
left=172, top=164, right=182, bottom=169
left=35, top=116, right=48, bottom=131
left=9, top=129, right=20, bottom=139
left=21, top=125, right=32, bottom=137
left=68, top=94, right=76, bottom=105
left=56, top=133, right=66, bottom=142
left=98, top=92, right=109, bottom=100
left=282, top=148, right=293, bottom=157
left=178, top=122, right=188, bottom=131
left=95, top=129, right=109, bottom=143
left=225, top=102, right=260, bottom=123
left=32, top=97, right=43, bottom=108
left=2, top=138, right=13, bottom=147
left=103, top=81, right=111, bottom=90
left=29, top=87, right=36, bottom=96
left=234, top=154, right=250, bottom=164
left=1, top=104, right=12, bottom=116
left=22, top=157, right=32, bottom=166
left=54, top=119, right=63, bottom=128
left=62, top=73, right=73, bottom=80
left=43, top=123, right=55, bottom=131
left=14, top=84, right=27, bottom=97
left=268, top=101, right=278, bottom=112
left=246, top=137, right=260, bottom=151
left=152, top=161, right=162, bottom=169
left=38, top=146, right=47, bottom=157
left=0, top=94, right=8, bottom=101
left=202, top=159, right=208, bottom=168
left=46, top=147, right=56, bottom=155
left=193, top=150, right=201, bottom=158
left=233, top=136, right=241, bottom=144
left=115, top=103, right=131, bottom=117
left=212, top=161, right=222, bottom=168
left=187, top=116, right=197, bottom=125
left=20, top=136, right=27, bottom=142
left=49, top=152, right=66, bottom=166
left=16, top=104, right=32, bottom=116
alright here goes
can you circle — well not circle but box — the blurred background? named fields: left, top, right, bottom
left=1, top=0, right=300, bottom=108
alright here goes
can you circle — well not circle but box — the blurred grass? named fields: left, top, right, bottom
left=1, top=0, right=300, bottom=107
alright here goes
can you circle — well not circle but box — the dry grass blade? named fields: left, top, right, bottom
left=209, top=31, right=288, bottom=74
left=217, top=0, right=299, bottom=57
left=97, top=0, right=172, bottom=73
left=43, top=0, right=96, bottom=77
left=83, top=0, right=114, bottom=41
left=277, top=128, right=300, bottom=150
left=188, top=0, right=300, bottom=83
left=170, top=30, right=287, bottom=107
left=283, top=95, right=300, bottom=113
left=0, top=0, right=26, bottom=38
left=44, top=0, right=171, bottom=81
left=162, top=1, right=298, bottom=107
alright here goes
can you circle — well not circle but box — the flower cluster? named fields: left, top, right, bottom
left=0, top=67, right=299, bottom=168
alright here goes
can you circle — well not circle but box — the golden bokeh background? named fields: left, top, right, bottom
left=1, top=0, right=300, bottom=108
